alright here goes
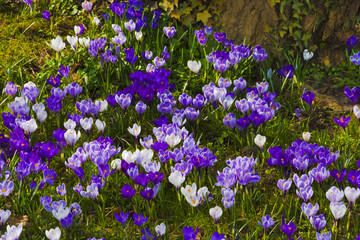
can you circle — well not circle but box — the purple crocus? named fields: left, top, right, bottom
left=277, top=179, right=292, bottom=198
left=23, top=0, right=32, bottom=9
left=258, top=215, right=275, bottom=229
left=334, top=116, right=351, bottom=128
left=183, top=226, right=198, bottom=240
left=253, top=45, right=267, bottom=62
left=58, top=65, right=70, bottom=78
left=56, top=183, right=66, bottom=196
left=330, top=168, right=347, bottom=183
left=277, top=64, right=294, bottom=78
left=0, top=180, right=14, bottom=197
left=296, top=186, right=313, bottom=202
left=280, top=215, right=296, bottom=240
left=211, top=232, right=225, bottom=240
left=4, top=82, right=18, bottom=96
left=133, top=213, right=148, bottom=226
left=350, top=52, right=360, bottom=66
left=310, top=214, right=326, bottom=231
left=301, top=202, right=319, bottom=218
left=42, top=10, right=50, bottom=20
left=301, top=91, right=315, bottom=112
left=121, top=184, right=136, bottom=199
left=163, top=27, right=176, bottom=38
left=347, top=35, right=359, bottom=48
left=344, top=86, right=360, bottom=105
left=46, top=74, right=61, bottom=87
left=214, top=32, right=226, bottom=43
left=114, top=211, right=129, bottom=228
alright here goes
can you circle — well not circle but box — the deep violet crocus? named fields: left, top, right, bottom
left=330, top=168, right=347, bottom=183
left=280, top=215, right=296, bottom=240
left=42, top=10, right=50, bottom=20
left=301, top=91, right=315, bottom=112
left=277, top=64, right=294, bottom=78
left=133, top=213, right=148, bottom=226
left=121, top=184, right=136, bottom=199
left=114, top=211, right=129, bottom=228
left=183, top=226, right=198, bottom=240
left=344, top=86, right=360, bottom=105
left=334, top=116, right=351, bottom=128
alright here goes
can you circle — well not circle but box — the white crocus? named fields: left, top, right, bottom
left=330, top=202, right=346, bottom=220
left=122, top=150, right=135, bottom=164
left=155, top=223, right=166, bottom=236
left=95, top=119, right=106, bottom=134
left=48, top=36, right=66, bottom=52
left=165, top=133, right=181, bottom=148
left=64, top=129, right=81, bottom=147
left=326, top=186, right=344, bottom=202
left=303, top=49, right=314, bottom=61
left=67, top=35, right=78, bottom=51
left=128, top=123, right=141, bottom=138
left=354, top=105, right=360, bottom=119
left=32, top=102, right=45, bottom=114
left=97, top=100, right=108, bottom=112
left=80, top=117, right=93, bottom=132
left=185, top=194, right=201, bottom=207
left=79, top=37, right=90, bottom=48
left=92, top=17, right=100, bottom=25
left=181, top=183, right=197, bottom=198
left=345, top=186, right=360, bottom=209
left=187, top=60, right=201, bottom=74
left=254, top=134, right=266, bottom=150
left=219, top=95, right=234, bottom=111
left=209, top=206, right=223, bottom=223
left=64, top=119, right=76, bottom=130
left=302, top=132, right=311, bottom=142
left=5, top=223, right=23, bottom=240
left=74, top=25, right=81, bottom=35
left=20, top=118, right=37, bottom=135
left=52, top=207, right=70, bottom=221
left=135, top=31, right=143, bottom=42
left=111, top=159, right=122, bottom=170
left=37, top=110, right=48, bottom=123
left=45, top=227, right=61, bottom=240
left=0, top=209, right=11, bottom=226
left=168, top=170, right=185, bottom=189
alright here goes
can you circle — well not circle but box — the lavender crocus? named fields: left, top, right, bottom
left=5, top=82, right=18, bottom=96
left=310, top=214, right=326, bottom=231
left=301, top=202, right=319, bottom=218
left=277, top=179, right=292, bottom=198
left=163, top=27, right=176, bottom=38
left=114, top=211, right=129, bottom=228
left=258, top=215, right=275, bottom=229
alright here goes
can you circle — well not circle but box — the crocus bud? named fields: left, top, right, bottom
left=64, top=129, right=81, bottom=147
left=155, top=223, right=166, bottom=236
left=168, top=170, right=185, bottom=189
left=95, top=119, right=106, bottom=134
left=303, top=132, right=310, bottom=142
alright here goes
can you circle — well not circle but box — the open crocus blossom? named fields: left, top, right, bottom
left=303, top=49, right=314, bottom=61
left=187, top=60, right=201, bottom=74
left=48, top=36, right=66, bottom=52
left=280, top=215, right=296, bottom=240
left=330, top=201, right=346, bottom=221
left=258, top=215, right=275, bottom=230
left=155, top=223, right=166, bottom=236
left=326, top=186, right=344, bottom=202
left=209, top=206, right=223, bottom=224
left=128, top=123, right=141, bottom=138
left=45, top=227, right=61, bottom=240
left=334, top=116, right=351, bottom=129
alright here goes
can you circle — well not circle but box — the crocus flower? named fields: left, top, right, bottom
left=303, top=49, right=314, bottom=61
left=155, top=223, right=166, bottom=236
left=347, top=35, right=359, bottom=48
left=280, top=215, right=296, bottom=240
left=316, top=232, right=331, bottom=240
left=183, top=226, right=198, bottom=240
left=187, top=60, right=201, bottom=74
left=92, top=17, right=100, bottom=25
left=42, top=10, right=51, bottom=21
left=302, top=132, right=310, bottom=141
left=344, top=86, right=360, bottom=105
left=124, top=20, right=136, bottom=32
left=277, top=64, right=294, bottom=78
left=350, top=52, right=360, bottom=66
left=48, top=36, right=66, bottom=52
left=329, top=168, right=346, bottom=183
left=114, top=211, right=129, bottom=228
left=296, top=186, right=313, bottom=202
left=20, top=118, right=37, bottom=135
left=326, top=186, right=344, bottom=202
left=258, top=215, right=275, bottom=229
left=133, top=213, right=148, bottom=226
left=0, top=209, right=11, bottom=227
left=95, top=119, right=106, bottom=134
left=301, top=202, right=319, bottom=218
left=334, top=116, right=351, bottom=128
left=3, top=224, right=23, bottom=240
left=5, top=82, right=18, bottom=96
left=128, top=123, right=141, bottom=138
left=254, top=134, right=266, bottom=150
left=82, top=0, right=93, bottom=12
left=277, top=179, right=292, bottom=197
left=168, top=170, right=185, bottom=189
left=163, top=27, right=176, bottom=38
left=214, top=32, right=226, bottom=43
left=0, top=180, right=14, bottom=197
left=64, top=129, right=81, bottom=147
left=301, top=91, right=315, bottom=111
left=211, top=232, right=225, bottom=240
left=330, top=201, right=346, bottom=221
left=209, top=206, right=223, bottom=224
left=80, top=117, right=93, bottom=132
left=344, top=186, right=360, bottom=210
left=310, top=214, right=326, bottom=231
left=45, top=227, right=61, bottom=240
left=56, top=183, right=66, bottom=197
